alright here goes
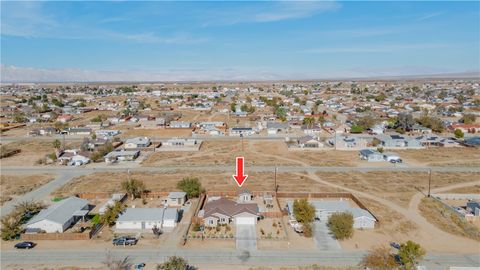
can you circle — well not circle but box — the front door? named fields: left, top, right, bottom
left=141, top=222, right=145, bottom=229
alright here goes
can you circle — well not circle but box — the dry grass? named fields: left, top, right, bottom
left=249, top=266, right=361, bottom=270
left=396, top=148, right=480, bottom=167
left=447, top=185, right=480, bottom=194
left=119, top=128, right=192, bottom=138
left=52, top=171, right=339, bottom=198
left=316, top=172, right=479, bottom=208
left=0, top=174, right=55, bottom=205
left=419, top=197, right=480, bottom=241
left=143, top=140, right=356, bottom=167
left=0, top=140, right=79, bottom=166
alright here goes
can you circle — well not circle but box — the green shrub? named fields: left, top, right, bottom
left=328, top=212, right=354, bottom=240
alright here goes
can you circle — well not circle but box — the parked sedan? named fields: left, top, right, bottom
left=14, top=241, right=36, bottom=249
left=112, top=237, right=138, bottom=246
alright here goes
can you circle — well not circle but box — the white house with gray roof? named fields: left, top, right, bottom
left=116, top=208, right=178, bottom=230
left=26, top=197, right=90, bottom=233
left=286, top=200, right=376, bottom=229
left=124, top=137, right=151, bottom=149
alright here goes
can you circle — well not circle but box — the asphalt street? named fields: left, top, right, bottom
left=1, top=249, right=479, bottom=269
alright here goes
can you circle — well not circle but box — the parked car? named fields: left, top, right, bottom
left=14, top=241, right=36, bottom=249
left=390, top=242, right=400, bottom=249
left=112, top=237, right=138, bottom=246
left=134, top=263, right=146, bottom=270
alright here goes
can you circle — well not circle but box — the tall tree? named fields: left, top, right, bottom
left=292, top=199, right=315, bottom=224
left=398, top=240, right=426, bottom=270
left=121, top=179, right=146, bottom=200
left=177, top=177, right=204, bottom=198
left=361, top=246, right=398, bottom=270
left=157, top=256, right=190, bottom=270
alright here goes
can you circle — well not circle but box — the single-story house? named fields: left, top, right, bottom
left=95, top=129, right=120, bottom=138
left=29, top=127, right=57, bottom=136
left=376, top=134, right=423, bottom=149
left=331, top=135, right=368, bottom=150
left=116, top=207, right=179, bottom=230
left=266, top=122, right=289, bottom=135
left=104, top=150, right=140, bottom=163
left=164, top=138, right=198, bottom=147
left=448, top=124, right=480, bottom=134
left=411, top=124, right=432, bottom=134
left=62, top=127, right=92, bottom=136
left=297, top=136, right=323, bottom=148
left=229, top=127, right=255, bottom=137
left=166, top=192, right=187, bottom=206
left=169, top=121, right=191, bottom=129
left=286, top=200, right=376, bottom=229
left=26, top=197, right=90, bottom=233
left=359, top=149, right=384, bottom=162
left=200, top=196, right=259, bottom=227
left=124, top=137, right=151, bottom=149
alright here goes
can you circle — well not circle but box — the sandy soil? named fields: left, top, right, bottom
left=316, top=172, right=479, bottom=208
left=0, top=174, right=55, bottom=205
left=119, top=128, right=192, bottom=138
left=418, top=197, right=480, bottom=240
left=143, top=140, right=357, bottom=167
left=0, top=140, right=80, bottom=166
left=446, top=184, right=480, bottom=194
left=339, top=197, right=417, bottom=251
left=52, top=172, right=339, bottom=198
left=396, top=147, right=480, bottom=167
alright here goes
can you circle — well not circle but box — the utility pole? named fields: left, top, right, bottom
left=241, top=134, right=244, bottom=152
left=428, top=169, right=432, bottom=197
left=62, top=133, right=65, bottom=151
left=274, top=165, right=277, bottom=193
left=334, top=129, right=337, bottom=150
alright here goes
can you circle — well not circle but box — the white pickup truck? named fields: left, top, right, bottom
left=288, top=219, right=304, bottom=233
left=383, top=152, right=402, bottom=163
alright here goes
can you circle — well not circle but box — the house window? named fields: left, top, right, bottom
left=209, top=220, right=214, bottom=225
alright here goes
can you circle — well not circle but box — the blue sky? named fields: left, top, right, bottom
left=1, top=1, right=479, bottom=82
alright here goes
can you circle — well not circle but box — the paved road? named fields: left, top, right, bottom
left=0, top=171, right=83, bottom=217
left=3, top=165, right=480, bottom=174
left=1, top=249, right=479, bottom=269
left=1, top=163, right=478, bottom=218
left=236, top=224, right=257, bottom=251
left=313, top=221, right=341, bottom=251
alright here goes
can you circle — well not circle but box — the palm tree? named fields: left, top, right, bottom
left=303, top=117, right=315, bottom=129
left=52, top=139, right=61, bottom=149
left=121, top=179, right=146, bottom=200
left=100, top=201, right=125, bottom=226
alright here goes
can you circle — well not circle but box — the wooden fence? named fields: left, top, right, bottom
left=21, top=231, right=91, bottom=241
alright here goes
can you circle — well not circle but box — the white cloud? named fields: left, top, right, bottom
left=2, top=64, right=476, bottom=83
left=201, top=1, right=339, bottom=26
left=302, top=43, right=454, bottom=53
left=416, top=12, right=444, bottom=22
left=0, top=1, right=207, bottom=44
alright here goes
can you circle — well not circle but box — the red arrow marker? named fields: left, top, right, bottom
left=232, top=156, right=248, bottom=187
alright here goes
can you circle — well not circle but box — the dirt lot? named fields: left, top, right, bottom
left=396, top=147, right=480, bottom=167
left=339, top=196, right=418, bottom=251
left=419, top=197, right=480, bottom=241
left=316, top=172, right=479, bottom=208
left=143, top=140, right=357, bottom=167
left=0, top=174, right=55, bottom=205
left=446, top=184, right=480, bottom=194
left=119, top=128, right=192, bottom=138
left=0, top=140, right=79, bottom=166
left=52, top=171, right=339, bottom=198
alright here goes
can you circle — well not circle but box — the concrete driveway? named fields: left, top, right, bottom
left=236, top=224, right=257, bottom=251
left=313, top=221, right=341, bottom=250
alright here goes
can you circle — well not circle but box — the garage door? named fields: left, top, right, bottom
left=235, top=217, right=256, bottom=225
